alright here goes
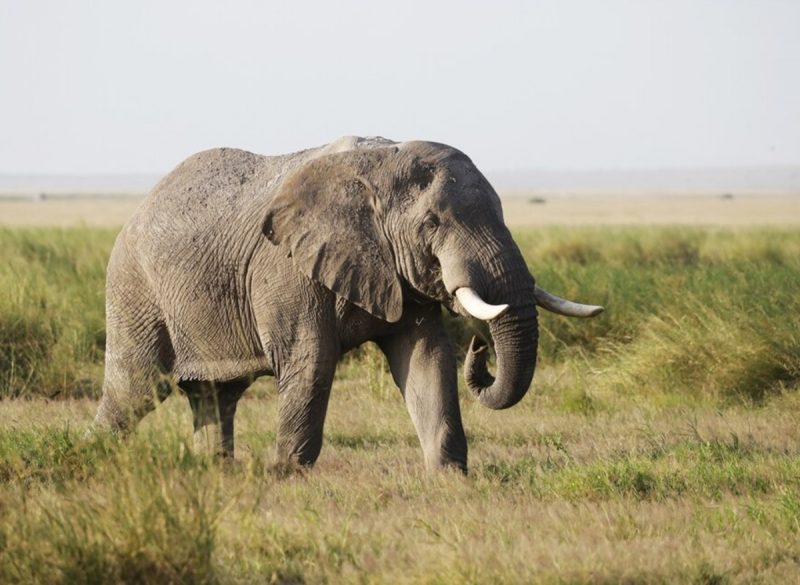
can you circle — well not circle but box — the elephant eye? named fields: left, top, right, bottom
left=423, top=213, right=440, bottom=231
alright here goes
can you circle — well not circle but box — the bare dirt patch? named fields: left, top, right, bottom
left=0, top=197, right=144, bottom=227
left=502, top=193, right=800, bottom=227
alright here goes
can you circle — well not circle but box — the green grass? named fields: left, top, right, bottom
left=3, top=226, right=798, bottom=403
left=0, top=228, right=113, bottom=398
left=515, top=227, right=800, bottom=405
left=1, top=225, right=800, bottom=583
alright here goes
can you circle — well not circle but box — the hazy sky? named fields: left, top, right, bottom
left=1, top=0, right=798, bottom=174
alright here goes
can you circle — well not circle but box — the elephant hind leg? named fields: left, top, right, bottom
left=180, top=379, right=249, bottom=459
left=93, top=303, right=175, bottom=435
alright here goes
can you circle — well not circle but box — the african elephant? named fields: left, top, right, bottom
left=93, top=136, right=602, bottom=472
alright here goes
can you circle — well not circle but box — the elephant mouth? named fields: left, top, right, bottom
left=456, top=283, right=603, bottom=411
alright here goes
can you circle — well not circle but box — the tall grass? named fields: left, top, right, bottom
left=0, top=426, right=221, bottom=584
left=516, top=227, right=800, bottom=405
left=0, top=228, right=114, bottom=398
left=1, top=226, right=799, bottom=403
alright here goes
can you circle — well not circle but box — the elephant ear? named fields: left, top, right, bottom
left=262, top=149, right=403, bottom=323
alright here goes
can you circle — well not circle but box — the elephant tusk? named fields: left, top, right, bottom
left=534, top=285, right=604, bottom=318
left=455, top=288, right=510, bottom=321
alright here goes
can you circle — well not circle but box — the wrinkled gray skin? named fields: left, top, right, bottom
left=93, top=136, right=541, bottom=472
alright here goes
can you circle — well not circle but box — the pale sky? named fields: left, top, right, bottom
left=1, top=0, right=798, bottom=174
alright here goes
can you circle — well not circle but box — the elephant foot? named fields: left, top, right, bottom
left=192, top=424, right=234, bottom=460
left=269, top=459, right=308, bottom=479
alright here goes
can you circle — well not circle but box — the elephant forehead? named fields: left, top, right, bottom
left=396, top=140, right=466, bottom=161
left=432, top=184, right=504, bottom=219
left=311, top=137, right=467, bottom=171
left=313, top=135, right=399, bottom=159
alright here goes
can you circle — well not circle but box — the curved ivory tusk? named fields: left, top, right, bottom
left=534, top=285, right=604, bottom=318
left=455, top=288, right=510, bottom=321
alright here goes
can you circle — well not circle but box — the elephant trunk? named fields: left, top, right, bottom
left=440, top=229, right=539, bottom=410
left=464, top=302, right=538, bottom=410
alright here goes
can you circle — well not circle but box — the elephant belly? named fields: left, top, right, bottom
left=170, top=330, right=271, bottom=382
left=164, top=292, right=271, bottom=382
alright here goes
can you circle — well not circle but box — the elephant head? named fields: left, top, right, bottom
left=263, top=140, right=602, bottom=410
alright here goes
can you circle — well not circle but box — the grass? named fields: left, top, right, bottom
left=1, top=225, right=800, bottom=582
left=2, top=395, right=799, bottom=583
left=2, top=226, right=799, bottom=404
left=0, top=228, right=112, bottom=398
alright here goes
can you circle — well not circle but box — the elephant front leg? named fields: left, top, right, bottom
left=274, top=341, right=338, bottom=467
left=379, top=305, right=468, bottom=473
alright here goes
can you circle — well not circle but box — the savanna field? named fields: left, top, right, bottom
left=1, top=200, right=800, bottom=583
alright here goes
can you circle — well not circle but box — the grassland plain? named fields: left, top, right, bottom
left=1, top=225, right=800, bottom=584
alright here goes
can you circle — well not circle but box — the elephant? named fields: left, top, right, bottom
left=92, top=135, right=602, bottom=472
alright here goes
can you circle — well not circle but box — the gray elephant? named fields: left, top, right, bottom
left=93, top=136, right=602, bottom=472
